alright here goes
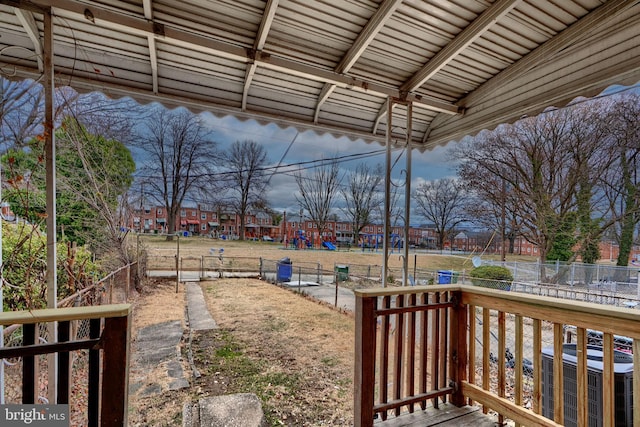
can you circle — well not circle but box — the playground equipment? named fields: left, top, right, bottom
left=322, top=241, right=336, bottom=251
left=292, top=230, right=312, bottom=249
left=360, top=233, right=401, bottom=252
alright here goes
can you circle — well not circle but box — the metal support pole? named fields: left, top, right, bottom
left=125, top=264, right=130, bottom=301
left=334, top=271, right=339, bottom=307
left=175, top=233, right=180, bottom=293
left=44, top=8, right=58, bottom=404
left=402, top=103, right=413, bottom=286
left=382, top=98, right=393, bottom=287
left=136, top=233, right=141, bottom=280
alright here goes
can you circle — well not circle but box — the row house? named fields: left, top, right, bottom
left=129, top=205, right=276, bottom=238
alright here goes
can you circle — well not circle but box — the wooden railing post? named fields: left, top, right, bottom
left=354, top=294, right=377, bottom=427
left=450, top=290, right=468, bottom=407
left=22, top=323, right=37, bottom=404
left=100, top=314, right=131, bottom=427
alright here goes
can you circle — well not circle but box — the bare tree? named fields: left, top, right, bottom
left=600, top=93, right=640, bottom=266
left=463, top=182, right=522, bottom=255
left=341, top=163, right=383, bottom=245
left=221, top=140, right=270, bottom=241
left=455, top=102, right=614, bottom=270
left=1, top=78, right=44, bottom=148
left=413, top=178, right=466, bottom=250
left=135, top=108, right=219, bottom=239
left=295, top=158, right=342, bottom=247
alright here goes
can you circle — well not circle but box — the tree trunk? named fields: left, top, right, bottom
left=239, top=212, right=246, bottom=241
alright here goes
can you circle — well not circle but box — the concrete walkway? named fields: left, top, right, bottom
left=130, top=282, right=219, bottom=398
left=285, top=282, right=356, bottom=312
left=130, top=319, right=190, bottom=396
left=186, top=282, right=218, bottom=330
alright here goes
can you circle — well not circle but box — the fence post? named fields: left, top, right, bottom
left=200, top=255, right=204, bottom=280
left=570, top=263, right=575, bottom=287
left=109, top=276, right=113, bottom=304
left=317, top=263, right=320, bottom=283
left=298, top=266, right=302, bottom=293
left=101, top=313, right=132, bottom=427
left=259, top=257, right=263, bottom=277
left=125, top=265, right=130, bottom=301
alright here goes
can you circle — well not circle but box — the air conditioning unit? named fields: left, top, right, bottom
left=541, top=344, right=634, bottom=427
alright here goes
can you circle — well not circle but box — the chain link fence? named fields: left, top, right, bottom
left=2, top=262, right=137, bottom=425
left=478, top=260, right=640, bottom=308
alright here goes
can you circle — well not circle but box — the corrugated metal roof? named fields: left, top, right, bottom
left=1, top=0, right=638, bottom=150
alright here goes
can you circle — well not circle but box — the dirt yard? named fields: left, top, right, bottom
left=127, top=236, right=484, bottom=426
left=127, top=277, right=355, bottom=426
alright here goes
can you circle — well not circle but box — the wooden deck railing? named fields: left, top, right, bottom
left=0, top=304, right=131, bottom=426
left=354, top=284, right=640, bottom=427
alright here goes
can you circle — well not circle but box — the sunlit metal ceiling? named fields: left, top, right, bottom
left=1, top=0, right=639, bottom=149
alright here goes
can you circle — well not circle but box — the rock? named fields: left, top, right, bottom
left=183, top=394, right=267, bottom=427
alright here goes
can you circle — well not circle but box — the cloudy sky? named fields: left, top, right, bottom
left=200, top=112, right=459, bottom=215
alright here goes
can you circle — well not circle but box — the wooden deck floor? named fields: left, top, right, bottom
left=375, top=403, right=498, bottom=426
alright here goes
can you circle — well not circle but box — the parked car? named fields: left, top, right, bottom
left=262, top=235, right=274, bottom=241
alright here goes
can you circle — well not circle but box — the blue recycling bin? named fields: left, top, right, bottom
left=277, top=258, right=292, bottom=282
left=437, top=270, right=453, bottom=284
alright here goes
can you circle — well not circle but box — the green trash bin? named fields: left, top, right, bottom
left=452, top=271, right=459, bottom=284
left=335, top=265, right=349, bottom=282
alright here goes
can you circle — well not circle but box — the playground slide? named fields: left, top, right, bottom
left=322, top=241, right=337, bottom=251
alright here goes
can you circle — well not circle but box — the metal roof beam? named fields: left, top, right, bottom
left=242, top=0, right=279, bottom=111
left=255, top=0, right=278, bottom=51
left=401, top=0, right=521, bottom=92
left=142, top=0, right=158, bottom=94
left=313, top=83, right=335, bottom=123
left=14, top=8, right=44, bottom=72
left=373, top=99, right=394, bottom=134
left=336, top=0, right=402, bottom=74
left=255, top=51, right=459, bottom=114
left=315, top=0, right=402, bottom=124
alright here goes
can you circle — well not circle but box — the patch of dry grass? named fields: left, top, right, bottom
left=127, top=277, right=355, bottom=426
left=201, top=278, right=355, bottom=426
left=139, top=235, right=479, bottom=272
